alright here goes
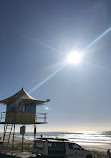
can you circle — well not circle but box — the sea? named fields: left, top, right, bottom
left=12, top=131, right=111, bottom=151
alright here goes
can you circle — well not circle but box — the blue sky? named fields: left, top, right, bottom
left=0, top=0, right=111, bottom=131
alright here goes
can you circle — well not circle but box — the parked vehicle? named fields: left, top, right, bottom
left=32, top=137, right=93, bottom=158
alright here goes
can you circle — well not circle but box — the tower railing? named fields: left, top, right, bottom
left=0, top=112, right=5, bottom=123
left=0, top=112, right=47, bottom=124
left=35, top=113, right=47, bottom=124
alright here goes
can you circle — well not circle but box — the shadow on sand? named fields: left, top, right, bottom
left=0, top=153, right=21, bottom=158
left=0, top=153, right=36, bottom=158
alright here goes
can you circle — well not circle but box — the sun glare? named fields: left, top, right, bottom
left=67, top=51, right=82, bottom=64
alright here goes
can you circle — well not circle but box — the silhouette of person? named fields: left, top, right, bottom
left=107, top=149, right=111, bottom=158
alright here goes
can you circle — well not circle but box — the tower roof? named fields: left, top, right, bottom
left=0, top=88, right=48, bottom=105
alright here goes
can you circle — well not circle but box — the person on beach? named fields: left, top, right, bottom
left=107, top=149, right=111, bottom=158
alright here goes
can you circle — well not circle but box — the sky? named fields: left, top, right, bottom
left=0, top=0, right=111, bottom=132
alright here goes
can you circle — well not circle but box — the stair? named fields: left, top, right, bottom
left=2, top=124, right=15, bottom=152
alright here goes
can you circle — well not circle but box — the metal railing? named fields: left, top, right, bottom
left=0, top=112, right=5, bottom=122
left=35, top=113, right=47, bottom=123
left=0, top=112, right=47, bottom=124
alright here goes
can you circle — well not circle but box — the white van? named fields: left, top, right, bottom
left=32, top=138, right=93, bottom=158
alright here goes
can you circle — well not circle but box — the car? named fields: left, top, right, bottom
left=32, top=137, right=93, bottom=158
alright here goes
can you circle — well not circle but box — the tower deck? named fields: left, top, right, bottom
left=0, top=112, right=47, bottom=124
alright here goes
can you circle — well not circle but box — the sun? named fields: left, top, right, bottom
left=67, top=51, right=83, bottom=64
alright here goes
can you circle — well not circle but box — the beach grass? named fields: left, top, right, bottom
left=2, top=141, right=32, bottom=152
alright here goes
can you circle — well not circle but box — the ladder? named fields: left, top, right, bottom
left=2, top=124, right=15, bottom=153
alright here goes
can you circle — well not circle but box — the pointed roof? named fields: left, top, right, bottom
left=0, top=88, right=48, bottom=105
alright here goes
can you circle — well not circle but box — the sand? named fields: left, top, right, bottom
left=0, top=136, right=109, bottom=158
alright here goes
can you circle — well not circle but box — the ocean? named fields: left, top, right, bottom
left=14, top=131, right=111, bottom=150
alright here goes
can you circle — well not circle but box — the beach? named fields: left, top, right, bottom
left=0, top=133, right=110, bottom=158
left=0, top=136, right=34, bottom=158
left=2, top=144, right=108, bottom=158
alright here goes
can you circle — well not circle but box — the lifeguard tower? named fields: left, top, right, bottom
left=0, top=88, right=49, bottom=152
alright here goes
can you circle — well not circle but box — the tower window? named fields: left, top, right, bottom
left=22, top=103, right=36, bottom=114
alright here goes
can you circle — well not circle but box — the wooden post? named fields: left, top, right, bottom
left=44, top=113, right=46, bottom=123
left=34, top=124, right=36, bottom=140
left=21, top=133, right=24, bottom=152
left=12, top=124, right=15, bottom=154
left=20, top=126, right=25, bottom=152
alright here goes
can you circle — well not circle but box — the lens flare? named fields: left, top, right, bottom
left=29, top=26, right=111, bottom=94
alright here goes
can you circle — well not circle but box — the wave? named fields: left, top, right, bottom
left=1, top=131, right=111, bottom=148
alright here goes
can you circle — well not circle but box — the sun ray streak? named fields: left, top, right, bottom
left=28, top=63, right=67, bottom=94
left=17, top=32, right=62, bottom=54
left=85, top=61, right=111, bottom=73
left=83, top=27, right=111, bottom=51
